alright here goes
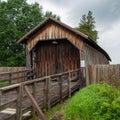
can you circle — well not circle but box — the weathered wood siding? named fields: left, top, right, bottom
left=26, top=23, right=83, bottom=52
left=25, top=23, right=84, bottom=69
left=35, top=40, right=80, bottom=77
left=83, top=43, right=109, bottom=65
left=88, top=64, right=120, bottom=88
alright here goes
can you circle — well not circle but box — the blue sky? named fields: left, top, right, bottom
left=27, top=0, right=120, bottom=64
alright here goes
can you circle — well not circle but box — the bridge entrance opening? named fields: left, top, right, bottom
left=31, top=39, right=80, bottom=78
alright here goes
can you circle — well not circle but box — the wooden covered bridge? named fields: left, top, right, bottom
left=17, top=17, right=110, bottom=78
left=0, top=17, right=111, bottom=119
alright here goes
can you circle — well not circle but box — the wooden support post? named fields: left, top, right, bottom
left=59, top=76, right=63, bottom=102
left=68, top=72, right=71, bottom=98
left=32, top=82, right=36, bottom=99
left=9, top=72, right=12, bottom=85
left=44, top=77, right=50, bottom=109
left=24, top=86, right=47, bottom=120
left=27, top=71, right=29, bottom=80
left=24, top=72, right=26, bottom=82
left=32, top=82, right=36, bottom=115
left=16, top=84, right=23, bottom=120
left=44, top=79, right=47, bottom=109
left=78, top=70, right=81, bottom=87
left=0, top=90, right=2, bottom=111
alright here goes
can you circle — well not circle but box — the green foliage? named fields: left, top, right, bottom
left=0, top=0, right=60, bottom=66
left=76, top=11, right=98, bottom=42
left=0, top=81, right=9, bottom=87
left=63, top=83, right=120, bottom=120
left=44, top=11, right=61, bottom=21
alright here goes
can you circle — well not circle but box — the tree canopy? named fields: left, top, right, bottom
left=0, top=0, right=60, bottom=66
left=76, top=11, right=98, bottom=42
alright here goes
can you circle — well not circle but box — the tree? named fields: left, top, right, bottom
left=0, top=0, right=60, bottom=66
left=76, top=11, right=98, bottom=42
left=44, top=11, right=60, bottom=21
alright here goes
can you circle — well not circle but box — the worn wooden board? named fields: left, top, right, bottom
left=88, top=64, right=120, bottom=88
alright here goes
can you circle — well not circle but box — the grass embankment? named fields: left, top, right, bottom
left=63, top=83, right=120, bottom=120
left=46, top=83, right=120, bottom=120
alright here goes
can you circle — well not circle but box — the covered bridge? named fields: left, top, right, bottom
left=17, top=17, right=111, bottom=78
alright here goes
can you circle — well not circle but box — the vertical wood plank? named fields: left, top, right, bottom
left=44, top=77, right=51, bottom=109
left=32, top=82, right=36, bottom=115
left=0, top=90, right=2, bottom=111
left=86, top=64, right=90, bottom=85
left=16, top=85, right=22, bottom=120
left=68, top=72, right=71, bottom=98
left=59, top=76, right=63, bottom=102
left=9, top=72, right=12, bottom=85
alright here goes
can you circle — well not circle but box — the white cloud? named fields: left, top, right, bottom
left=98, top=21, right=120, bottom=63
left=27, top=0, right=71, bottom=26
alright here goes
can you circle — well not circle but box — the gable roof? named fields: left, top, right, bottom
left=17, top=17, right=111, bottom=61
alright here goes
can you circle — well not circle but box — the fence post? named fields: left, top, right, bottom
left=9, top=72, right=12, bottom=85
left=16, top=84, right=23, bottom=120
left=32, top=82, right=36, bottom=115
left=44, top=77, right=50, bottom=110
left=78, top=70, right=81, bottom=88
left=59, top=75, right=63, bottom=102
left=0, top=90, right=2, bottom=111
left=24, top=71, right=26, bottom=82
left=68, top=72, right=71, bottom=98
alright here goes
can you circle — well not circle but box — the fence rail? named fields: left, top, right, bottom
left=0, top=69, right=84, bottom=120
left=0, top=69, right=34, bottom=87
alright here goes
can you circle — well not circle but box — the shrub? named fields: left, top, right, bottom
left=63, top=83, right=120, bottom=120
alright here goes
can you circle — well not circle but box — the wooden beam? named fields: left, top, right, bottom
left=59, top=76, right=63, bottom=102
left=24, top=86, right=47, bottom=120
left=68, top=72, right=72, bottom=98
left=16, top=85, right=23, bottom=120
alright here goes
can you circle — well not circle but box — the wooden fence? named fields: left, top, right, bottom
left=0, top=67, right=34, bottom=87
left=88, top=64, right=120, bottom=88
left=0, top=69, right=84, bottom=120
left=0, top=67, right=27, bottom=73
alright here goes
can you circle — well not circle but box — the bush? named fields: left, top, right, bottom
left=63, top=83, right=120, bottom=120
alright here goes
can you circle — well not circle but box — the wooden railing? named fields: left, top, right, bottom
left=0, top=69, right=34, bottom=87
left=0, top=69, right=84, bottom=120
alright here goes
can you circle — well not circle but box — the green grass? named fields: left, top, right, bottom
left=0, top=81, right=9, bottom=87
left=63, top=83, right=120, bottom=120
left=30, top=102, right=65, bottom=120
left=45, top=102, right=66, bottom=120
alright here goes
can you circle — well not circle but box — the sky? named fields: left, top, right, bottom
left=27, top=0, right=120, bottom=64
